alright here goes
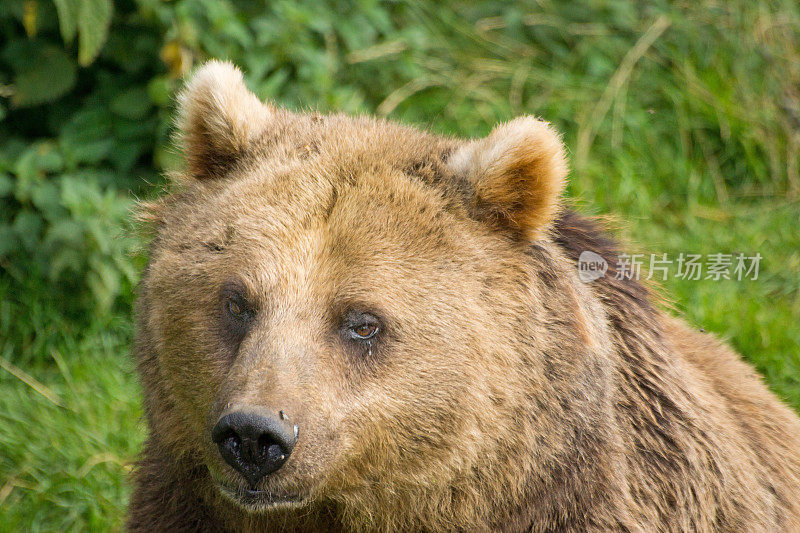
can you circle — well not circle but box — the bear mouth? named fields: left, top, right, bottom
left=215, top=480, right=305, bottom=511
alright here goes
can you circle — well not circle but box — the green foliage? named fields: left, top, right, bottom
left=1, top=0, right=163, bottom=365
left=51, top=0, right=115, bottom=65
left=0, top=109, right=149, bottom=363
left=0, top=0, right=798, bottom=529
left=3, top=40, right=76, bottom=107
left=73, top=0, right=114, bottom=65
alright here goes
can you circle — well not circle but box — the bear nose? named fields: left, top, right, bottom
left=211, top=411, right=298, bottom=487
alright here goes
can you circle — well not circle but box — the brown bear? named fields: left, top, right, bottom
left=128, top=61, right=800, bottom=532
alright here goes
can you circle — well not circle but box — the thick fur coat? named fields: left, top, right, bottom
left=128, top=61, right=800, bottom=532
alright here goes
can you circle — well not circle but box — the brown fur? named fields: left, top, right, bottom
left=128, top=61, right=800, bottom=532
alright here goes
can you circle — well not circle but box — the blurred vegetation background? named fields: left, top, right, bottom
left=0, top=0, right=798, bottom=529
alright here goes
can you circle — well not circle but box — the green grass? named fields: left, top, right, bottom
left=0, top=321, right=143, bottom=532
left=1, top=0, right=799, bottom=529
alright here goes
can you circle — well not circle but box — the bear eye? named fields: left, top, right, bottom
left=345, top=312, right=381, bottom=341
left=228, top=299, right=243, bottom=317
left=226, top=295, right=251, bottom=320
left=350, top=323, right=378, bottom=340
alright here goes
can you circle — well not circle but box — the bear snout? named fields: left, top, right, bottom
left=211, top=409, right=299, bottom=488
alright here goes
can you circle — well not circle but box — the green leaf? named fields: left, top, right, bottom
left=146, top=76, right=172, bottom=106
left=0, top=223, right=19, bottom=257
left=48, top=247, right=84, bottom=279
left=52, top=0, right=79, bottom=43
left=30, top=180, right=63, bottom=219
left=43, top=218, right=84, bottom=247
left=12, top=210, right=43, bottom=251
left=58, top=107, right=115, bottom=168
left=110, top=86, right=151, bottom=119
left=106, top=142, right=142, bottom=173
left=5, top=41, right=77, bottom=107
left=0, top=173, right=13, bottom=197
left=13, top=142, right=64, bottom=201
left=62, top=138, right=114, bottom=168
left=87, top=257, right=120, bottom=311
left=14, top=141, right=63, bottom=177
left=77, top=0, right=113, bottom=66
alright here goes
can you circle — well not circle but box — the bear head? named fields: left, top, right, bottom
left=136, top=61, right=618, bottom=530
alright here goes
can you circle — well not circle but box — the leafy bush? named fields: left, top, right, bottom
left=0, top=0, right=163, bottom=362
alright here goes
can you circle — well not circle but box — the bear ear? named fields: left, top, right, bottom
left=176, top=60, right=273, bottom=179
left=447, top=117, right=569, bottom=240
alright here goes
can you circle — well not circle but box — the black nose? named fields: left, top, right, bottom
left=211, top=411, right=298, bottom=487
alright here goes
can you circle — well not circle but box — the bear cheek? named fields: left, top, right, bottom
left=338, top=358, right=472, bottom=476
left=159, top=324, right=229, bottom=437
left=149, top=279, right=231, bottom=441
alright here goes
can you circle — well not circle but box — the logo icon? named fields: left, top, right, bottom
left=578, top=251, right=608, bottom=282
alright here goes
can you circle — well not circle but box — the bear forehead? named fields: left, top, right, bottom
left=246, top=110, right=458, bottom=174
left=158, top=147, right=483, bottom=282
left=162, top=111, right=476, bottom=241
